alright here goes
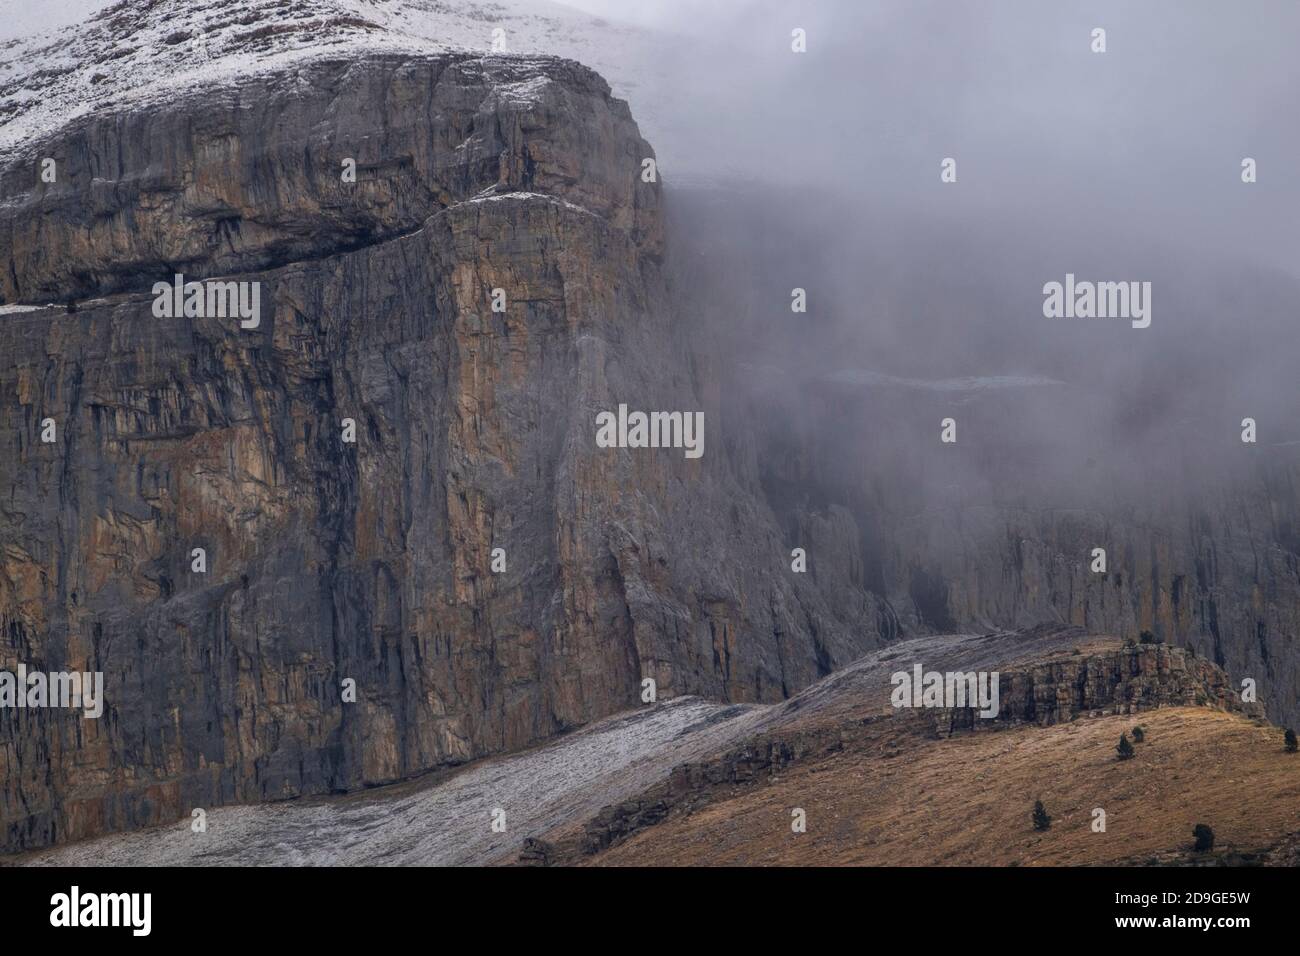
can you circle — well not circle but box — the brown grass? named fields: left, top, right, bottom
left=587, top=708, right=1300, bottom=866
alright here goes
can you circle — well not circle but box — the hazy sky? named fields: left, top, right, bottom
left=630, top=0, right=1300, bottom=279
left=629, top=0, right=1300, bottom=485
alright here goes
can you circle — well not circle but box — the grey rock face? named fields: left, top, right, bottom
left=0, top=53, right=660, bottom=303
left=2, top=18, right=1295, bottom=861
left=0, top=52, right=881, bottom=853
left=732, top=375, right=1300, bottom=730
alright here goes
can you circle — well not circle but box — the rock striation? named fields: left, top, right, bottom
left=731, top=371, right=1300, bottom=730
left=937, top=642, right=1258, bottom=732
left=0, top=48, right=881, bottom=853
left=2, top=2, right=1296, bottom=859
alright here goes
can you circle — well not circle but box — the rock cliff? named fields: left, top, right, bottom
left=0, top=47, right=880, bottom=853
left=2, top=1, right=1297, bottom=859
left=727, top=369, right=1300, bottom=730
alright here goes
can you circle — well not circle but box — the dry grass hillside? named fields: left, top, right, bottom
left=585, top=706, right=1300, bottom=866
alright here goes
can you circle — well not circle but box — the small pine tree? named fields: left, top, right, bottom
left=1117, top=733, right=1135, bottom=760
left=1132, top=726, right=1145, bottom=743
left=1286, top=728, right=1297, bottom=753
left=1032, top=800, right=1052, bottom=831
left=1139, top=630, right=1158, bottom=645
left=1192, top=823, right=1215, bottom=853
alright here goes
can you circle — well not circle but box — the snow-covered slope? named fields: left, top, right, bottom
left=7, top=696, right=771, bottom=866
left=0, top=0, right=666, bottom=156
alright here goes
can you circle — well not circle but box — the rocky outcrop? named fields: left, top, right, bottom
left=936, top=642, right=1258, bottom=732
left=0, top=50, right=882, bottom=854
left=517, top=837, right=555, bottom=866
left=580, top=724, right=848, bottom=857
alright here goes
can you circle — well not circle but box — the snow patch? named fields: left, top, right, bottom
left=0, top=0, right=667, bottom=156
left=459, top=189, right=595, bottom=216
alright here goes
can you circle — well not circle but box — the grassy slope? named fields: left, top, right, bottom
left=587, top=707, right=1300, bottom=866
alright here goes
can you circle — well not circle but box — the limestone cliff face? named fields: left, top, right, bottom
left=4, top=16, right=1296, bottom=859
left=0, top=52, right=880, bottom=853
left=734, top=375, right=1300, bottom=731
left=0, top=53, right=661, bottom=303
left=881, top=478, right=1300, bottom=729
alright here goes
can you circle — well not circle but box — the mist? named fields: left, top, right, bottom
left=591, top=0, right=1300, bottom=524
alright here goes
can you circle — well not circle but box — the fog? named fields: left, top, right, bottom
left=11, top=0, right=1299, bottom=506
left=582, top=0, right=1300, bottom=516
left=600, top=0, right=1300, bottom=270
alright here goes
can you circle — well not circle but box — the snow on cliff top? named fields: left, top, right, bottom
left=0, top=0, right=665, bottom=155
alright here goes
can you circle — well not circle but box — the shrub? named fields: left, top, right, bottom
left=1286, top=728, right=1297, bottom=753
left=1116, top=733, right=1135, bottom=760
left=1192, top=824, right=1215, bottom=853
left=1032, top=800, right=1052, bottom=831
left=1132, top=726, right=1145, bottom=743
left=1139, top=630, right=1159, bottom=645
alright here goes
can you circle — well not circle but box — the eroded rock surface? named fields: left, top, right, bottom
left=2, top=3, right=1297, bottom=861
left=0, top=48, right=881, bottom=854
